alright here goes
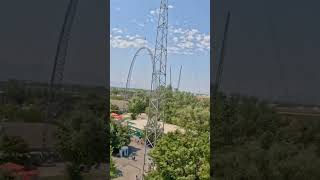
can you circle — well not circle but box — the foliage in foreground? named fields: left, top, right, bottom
left=110, top=146, right=117, bottom=179
left=147, top=131, right=209, bottom=180
left=110, top=119, right=130, bottom=153
left=55, top=110, right=107, bottom=179
left=145, top=89, right=210, bottom=179
left=161, top=88, right=209, bottom=132
left=128, top=92, right=149, bottom=117
left=0, top=135, right=30, bottom=165
left=212, top=95, right=320, bottom=180
left=65, top=163, right=83, bottom=180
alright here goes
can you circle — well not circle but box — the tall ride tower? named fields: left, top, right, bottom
left=143, top=0, right=169, bottom=174
left=41, top=0, right=79, bottom=156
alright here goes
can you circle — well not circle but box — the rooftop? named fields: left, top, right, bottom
left=127, top=119, right=185, bottom=134
left=0, top=122, right=57, bottom=151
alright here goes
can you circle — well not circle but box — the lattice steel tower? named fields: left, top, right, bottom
left=41, top=0, right=79, bottom=157
left=143, top=0, right=169, bottom=174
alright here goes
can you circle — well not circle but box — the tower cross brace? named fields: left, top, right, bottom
left=143, top=0, right=169, bottom=174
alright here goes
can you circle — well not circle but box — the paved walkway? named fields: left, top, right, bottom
left=113, top=139, right=150, bottom=180
left=38, top=163, right=107, bottom=179
left=38, top=163, right=65, bottom=177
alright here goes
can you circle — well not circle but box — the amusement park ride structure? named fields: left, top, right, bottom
left=141, top=0, right=169, bottom=175
left=123, top=0, right=187, bottom=176
left=120, top=0, right=170, bottom=176
left=42, top=0, right=79, bottom=159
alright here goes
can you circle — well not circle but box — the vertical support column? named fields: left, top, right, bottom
left=143, top=0, right=169, bottom=176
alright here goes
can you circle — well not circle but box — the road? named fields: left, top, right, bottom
left=113, top=138, right=151, bottom=180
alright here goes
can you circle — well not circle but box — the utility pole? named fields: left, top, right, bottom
left=143, top=0, right=169, bottom=176
left=177, top=65, right=182, bottom=90
left=170, top=65, right=172, bottom=88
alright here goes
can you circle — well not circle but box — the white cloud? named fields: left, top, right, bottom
left=167, top=27, right=210, bottom=55
left=186, top=34, right=194, bottom=41
left=111, top=28, right=123, bottom=34
left=147, top=5, right=173, bottom=25
left=148, top=8, right=161, bottom=23
left=115, top=7, right=121, bottom=11
left=168, top=46, right=179, bottom=51
left=196, top=34, right=202, bottom=41
left=170, top=28, right=186, bottom=34
left=110, top=32, right=149, bottom=49
left=191, top=29, right=199, bottom=34
left=110, top=25, right=210, bottom=55
left=177, top=41, right=194, bottom=49
left=199, top=34, right=210, bottom=49
left=150, top=8, right=160, bottom=15
left=173, top=37, right=178, bottom=42
left=148, top=16, right=155, bottom=23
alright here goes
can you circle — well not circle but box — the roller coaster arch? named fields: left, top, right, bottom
left=124, top=47, right=154, bottom=102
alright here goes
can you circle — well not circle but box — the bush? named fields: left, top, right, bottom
left=0, top=168, right=11, bottom=180
left=0, top=135, right=30, bottom=164
left=131, top=113, right=137, bottom=120
left=65, top=163, right=82, bottom=180
left=110, top=120, right=130, bottom=153
left=110, top=104, right=119, bottom=113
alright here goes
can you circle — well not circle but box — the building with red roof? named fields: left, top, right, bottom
left=111, top=113, right=123, bottom=120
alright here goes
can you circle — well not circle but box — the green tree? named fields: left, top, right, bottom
left=55, top=110, right=107, bottom=179
left=171, top=105, right=209, bottom=133
left=128, top=94, right=148, bottom=115
left=128, top=90, right=149, bottom=115
left=211, top=93, right=320, bottom=180
left=0, top=104, right=19, bottom=121
left=110, top=104, right=120, bottom=113
left=19, top=105, right=43, bottom=122
left=111, top=88, right=120, bottom=96
left=110, top=120, right=130, bottom=153
left=110, top=146, right=117, bottom=179
left=80, top=92, right=106, bottom=116
left=0, top=135, right=30, bottom=165
left=147, top=131, right=209, bottom=180
left=144, top=88, right=210, bottom=179
left=65, top=163, right=83, bottom=180
left=131, top=113, right=137, bottom=120
left=6, top=80, right=26, bottom=105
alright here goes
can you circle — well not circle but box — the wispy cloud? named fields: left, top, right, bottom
left=148, top=7, right=161, bottom=23
left=110, top=29, right=149, bottom=49
left=167, top=26, right=210, bottom=55
left=130, top=19, right=146, bottom=29
left=111, top=9, right=210, bottom=55
left=110, top=26, right=210, bottom=55
left=111, top=28, right=123, bottom=34
left=150, top=10, right=156, bottom=15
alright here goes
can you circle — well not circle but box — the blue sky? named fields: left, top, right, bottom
left=110, top=0, right=210, bottom=94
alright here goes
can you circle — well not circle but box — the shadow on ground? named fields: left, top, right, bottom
left=128, top=145, right=141, bottom=155
left=116, top=169, right=123, bottom=177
